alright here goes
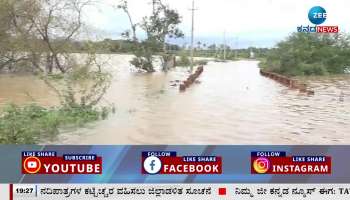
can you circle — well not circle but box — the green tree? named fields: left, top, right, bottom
left=118, top=0, right=183, bottom=72
left=0, top=0, right=113, bottom=144
left=0, top=0, right=112, bottom=108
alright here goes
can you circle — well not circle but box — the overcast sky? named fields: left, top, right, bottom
left=84, top=0, right=350, bottom=48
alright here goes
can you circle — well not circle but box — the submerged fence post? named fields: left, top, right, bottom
left=259, top=69, right=314, bottom=95
left=179, top=66, right=204, bottom=92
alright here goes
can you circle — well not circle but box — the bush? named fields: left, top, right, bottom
left=0, top=104, right=111, bottom=144
left=300, top=63, right=328, bottom=76
left=261, top=32, right=350, bottom=76
left=176, top=53, right=208, bottom=67
left=176, top=54, right=191, bottom=66
left=130, top=56, right=154, bottom=72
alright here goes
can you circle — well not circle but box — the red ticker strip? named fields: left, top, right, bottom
left=9, top=184, right=13, bottom=200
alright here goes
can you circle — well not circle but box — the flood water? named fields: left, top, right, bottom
left=0, top=55, right=349, bottom=144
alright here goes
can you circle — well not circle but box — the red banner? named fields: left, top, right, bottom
left=22, top=156, right=102, bottom=174
left=251, top=156, right=331, bottom=174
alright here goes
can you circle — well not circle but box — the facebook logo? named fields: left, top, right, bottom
left=150, top=160, right=156, bottom=171
left=143, top=156, right=162, bottom=174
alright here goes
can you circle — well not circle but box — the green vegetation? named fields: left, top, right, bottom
left=0, top=104, right=112, bottom=144
left=175, top=52, right=208, bottom=67
left=260, top=32, right=350, bottom=76
left=0, top=68, right=113, bottom=144
left=177, top=53, right=191, bottom=66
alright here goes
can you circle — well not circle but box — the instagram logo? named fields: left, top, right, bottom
left=253, top=157, right=270, bottom=174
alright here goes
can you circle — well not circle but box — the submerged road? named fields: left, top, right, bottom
left=52, top=56, right=350, bottom=145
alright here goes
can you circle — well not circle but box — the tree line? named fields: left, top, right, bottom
left=260, top=32, right=350, bottom=76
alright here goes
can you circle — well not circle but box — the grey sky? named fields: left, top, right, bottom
left=84, top=0, right=350, bottom=48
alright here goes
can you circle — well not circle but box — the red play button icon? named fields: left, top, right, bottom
left=23, top=157, right=41, bottom=174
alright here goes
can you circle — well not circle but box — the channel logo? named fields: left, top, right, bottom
left=297, top=6, right=339, bottom=33
left=308, top=6, right=327, bottom=25
left=252, top=157, right=270, bottom=174
left=141, top=151, right=222, bottom=175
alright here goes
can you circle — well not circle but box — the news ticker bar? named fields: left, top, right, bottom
left=3, top=184, right=350, bottom=200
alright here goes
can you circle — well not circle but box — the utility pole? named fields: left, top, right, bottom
left=235, top=37, right=238, bottom=59
left=152, top=0, right=156, bottom=14
left=190, top=0, right=197, bottom=73
left=223, top=31, right=226, bottom=60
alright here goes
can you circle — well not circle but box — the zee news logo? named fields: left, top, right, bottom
left=297, top=6, right=339, bottom=33
left=308, top=6, right=327, bottom=25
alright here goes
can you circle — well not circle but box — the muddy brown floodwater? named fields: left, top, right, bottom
left=0, top=55, right=349, bottom=144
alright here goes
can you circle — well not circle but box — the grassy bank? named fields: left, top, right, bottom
left=0, top=104, right=112, bottom=144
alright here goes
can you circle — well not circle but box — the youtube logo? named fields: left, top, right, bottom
left=23, top=157, right=41, bottom=174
